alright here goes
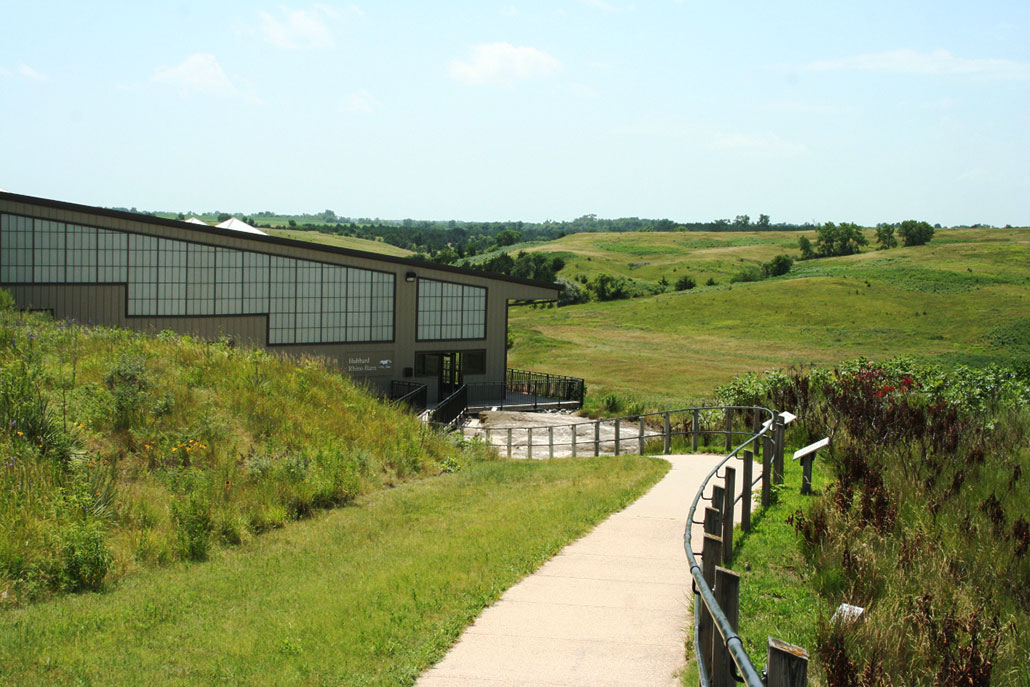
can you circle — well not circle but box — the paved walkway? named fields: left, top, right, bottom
left=417, top=454, right=747, bottom=687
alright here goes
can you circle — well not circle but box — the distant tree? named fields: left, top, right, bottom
left=288, top=219, right=297, bottom=227
left=798, top=235, right=815, bottom=260
left=495, top=229, right=522, bottom=247
left=762, top=254, right=794, bottom=277
left=176, top=213, right=185, bottom=220
left=734, top=214, right=751, bottom=229
left=589, top=273, right=631, bottom=301
left=897, top=219, right=935, bottom=247
left=556, top=277, right=589, bottom=306
left=814, top=222, right=867, bottom=257
left=756, top=214, right=771, bottom=228
left=217, top=213, right=232, bottom=223
left=705, top=277, right=717, bottom=286
left=712, top=219, right=730, bottom=231
left=675, top=275, right=697, bottom=291
left=875, top=223, right=898, bottom=250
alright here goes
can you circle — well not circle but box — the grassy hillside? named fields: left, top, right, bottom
left=263, top=227, right=415, bottom=257
left=0, top=300, right=476, bottom=604
left=508, top=227, right=1030, bottom=406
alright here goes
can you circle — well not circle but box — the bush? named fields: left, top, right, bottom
left=589, top=273, right=632, bottom=301
left=61, top=521, right=112, bottom=592
left=557, top=277, right=589, bottom=306
left=730, top=266, right=763, bottom=283
left=171, top=493, right=214, bottom=561
left=675, top=275, right=697, bottom=291
left=762, top=254, right=794, bottom=278
left=104, top=352, right=151, bottom=431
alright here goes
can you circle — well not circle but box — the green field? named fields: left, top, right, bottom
left=263, top=227, right=415, bottom=257
left=508, top=227, right=1030, bottom=406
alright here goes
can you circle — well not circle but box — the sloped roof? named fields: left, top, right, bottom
left=215, top=217, right=268, bottom=236
left=185, top=217, right=208, bottom=225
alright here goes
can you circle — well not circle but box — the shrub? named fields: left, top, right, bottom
left=762, top=254, right=794, bottom=278
left=104, top=352, right=151, bottom=431
left=675, top=275, right=697, bottom=291
left=730, top=266, right=763, bottom=283
left=557, top=277, right=589, bottom=306
left=171, top=493, right=214, bottom=561
left=61, top=521, right=112, bottom=592
left=589, top=273, right=632, bottom=301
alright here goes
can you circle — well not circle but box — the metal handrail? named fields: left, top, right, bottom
left=684, top=406, right=775, bottom=687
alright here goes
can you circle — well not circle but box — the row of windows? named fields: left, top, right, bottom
left=417, top=279, right=486, bottom=340
left=0, top=213, right=395, bottom=344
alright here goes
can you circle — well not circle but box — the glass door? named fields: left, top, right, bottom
left=439, top=352, right=463, bottom=396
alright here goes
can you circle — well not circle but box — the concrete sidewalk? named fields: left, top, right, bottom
left=416, top=454, right=747, bottom=687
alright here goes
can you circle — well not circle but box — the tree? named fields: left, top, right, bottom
left=734, top=214, right=751, bottom=228
left=798, top=235, right=815, bottom=260
left=814, top=222, right=867, bottom=257
left=217, top=213, right=232, bottom=223
left=589, top=273, right=631, bottom=301
left=897, top=220, right=934, bottom=247
left=675, top=275, right=696, bottom=291
left=495, top=229, right=522, bottom=247
left=762, top=254, right=794, bottom=277
left=556, top=277, right=589, bottom=306
left=875, top=223, right=898, bottom=250
left=756, top=214, right=771, bottom=228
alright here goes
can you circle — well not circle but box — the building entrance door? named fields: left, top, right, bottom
left=439, top=352, right=463, bottom=397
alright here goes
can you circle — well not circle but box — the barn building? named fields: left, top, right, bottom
left=0, top=190, right=580, bottom=411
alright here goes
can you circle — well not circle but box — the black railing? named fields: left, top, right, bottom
left=390, top=380, right=428, bottom=411
left=506, top=368, right=585, bottom=404
left=430, top=384, right=468, bottom=429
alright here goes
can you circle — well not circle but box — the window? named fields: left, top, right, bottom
left=417, top=278, right=486, bottom=340
left=0, top=212, right=395, bottom=344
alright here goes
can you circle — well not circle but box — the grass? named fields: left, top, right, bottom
left=508, top=227, right=1030, bottom=407
left=263, top=227, right=416, bottom=257
left=0, top=455, right=668, bottom=687
left=0, top=303, right=478, bottom=604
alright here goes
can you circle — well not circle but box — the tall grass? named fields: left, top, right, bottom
left=0, top=298, right=489, bottom=604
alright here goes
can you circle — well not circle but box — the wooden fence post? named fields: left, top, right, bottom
left=548, top=426, right=554, bottom=459
left=762, top=435, right=773, bottom=507
left=767, top=637, right=809, bottom=687
left=594, top=420, right=600, bottom=456
left=722, top=467, right=736, bottom=565
left=692, top=409, right=700, bottom=451
left=638, top=416, right=645, bottom=455
left=571, top=424, right=577, bottom=457
left=741, top=450, right=753, bottom=532
left=506, top=428, right=512, bottom=459
left=712, top=567, right=741, bottom=687
left=615, top=419, right=621, bottom=455
left=663, top=412, right=671, bottom=454
left=485, top=427, right=492, bottom=447
left=700, top=531, right=723, bottom=679
left=725, top=407, right=734, bottom=452
left=712, top=485, right=725, bottom=515
left=774, top=418, right=785, bottom=485
left=527, top=427, right=533, bottom=460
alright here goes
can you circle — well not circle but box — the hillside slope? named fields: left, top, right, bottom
left=508, top=227, right=1030, bottom=404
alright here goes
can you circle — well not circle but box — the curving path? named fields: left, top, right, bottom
left=416, top=453, right=752, bottom=687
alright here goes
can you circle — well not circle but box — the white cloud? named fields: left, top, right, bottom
left=17, top=63, right=48, bottom=81
left=152, top=54, right=238, bottom=97
left=259, top=6, right=334, bottom=49
left=806, top=49, right=1030, bottom=80
left=0, top=67, right=11, bottom=78
left=449, top=43, right=561, bottom=87
left=708, top=133, right=807, bottom=157
left=341, top=89, right=377, bottom=113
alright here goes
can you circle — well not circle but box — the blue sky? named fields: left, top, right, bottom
left=1, top=1, right=1027, bottom=226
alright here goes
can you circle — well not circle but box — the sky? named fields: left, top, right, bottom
left=1, top=1, right=1028, bottom=226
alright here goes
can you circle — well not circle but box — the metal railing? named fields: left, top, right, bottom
left=389, top=380, right=428, bottom=411
left=429, top=384, right=468, bottom=429
left=506, top=368, right=585, bottom=404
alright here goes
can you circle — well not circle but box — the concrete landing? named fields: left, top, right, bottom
left=417, top=453, right=753, bottom=687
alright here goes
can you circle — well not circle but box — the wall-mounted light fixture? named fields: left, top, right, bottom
left=405, top=272, right=417, bottom=282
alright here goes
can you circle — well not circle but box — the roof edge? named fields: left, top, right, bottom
left=0, top=190, right=559, bottom=293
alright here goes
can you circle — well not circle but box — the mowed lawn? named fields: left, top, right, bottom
left=509, top=227, right=1030, bottom=404
left=0, top=457, right=668, bottom=687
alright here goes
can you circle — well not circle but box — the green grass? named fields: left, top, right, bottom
left=263, top=228, right=416, bottom=257
left=0, top=305, right=477, bottom=603
left=0, top=456, right=668, bottom=687
left=508, top=227, right=1030, bottom=408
